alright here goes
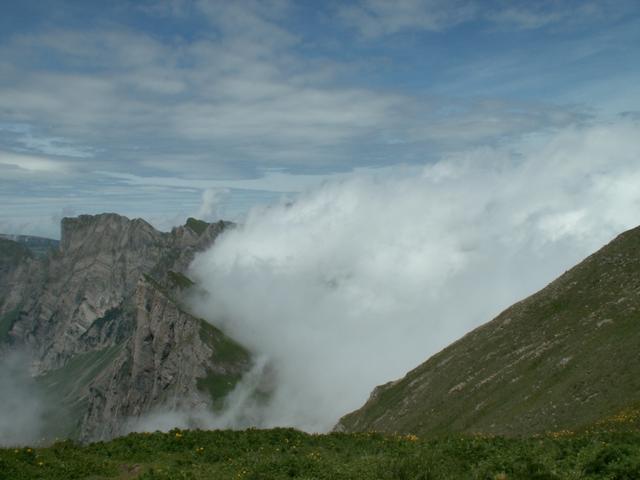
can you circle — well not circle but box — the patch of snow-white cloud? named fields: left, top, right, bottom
left=188, top=118, right=640, bottom=432
left=0, top=352, right=46, bottom=446
left=196, top=188, right=230, bottom=222
left=0, top=151, right=70, bottom=172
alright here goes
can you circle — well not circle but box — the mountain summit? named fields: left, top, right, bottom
left=337, top=225, right=640, bottom=436
left=0, top=213, right=249, bottom=442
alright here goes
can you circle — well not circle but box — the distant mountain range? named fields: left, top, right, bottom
left=337, top=225, right=640, bottom=436
left=0, top=214, right=250, bottom=442
left=0, top=234, right=59, bottom=258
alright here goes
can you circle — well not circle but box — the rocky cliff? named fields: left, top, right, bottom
left=0, top=214, right=250, bottom=442
left=337, top=225, right=640, bottom=436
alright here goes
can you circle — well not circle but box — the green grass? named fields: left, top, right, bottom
left=196, top=320, right=251, bottom=408
left=135, top=275, right=251, bottom=410
left=198, top=320, right=251, bottom=365
left=2, top=427, right=640, bottom=479
left=38, top=346, right=124, bottom=398
left=185, top=218, right=209, bottom=236
left=196, top=372, right=245, bottom=411
left=142, top=274, right=166, bottom=293
left=35, top=345, right=124, bottom=438
left=167, top=271, right=194, bottom=290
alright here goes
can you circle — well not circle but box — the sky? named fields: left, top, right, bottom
left=1, top=0, right=639, bottom=238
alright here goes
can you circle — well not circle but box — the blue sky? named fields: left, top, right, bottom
left=1, top=0, right=639, bottom=238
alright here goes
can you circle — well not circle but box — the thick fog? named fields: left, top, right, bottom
left=187, top=119, right=640, bottom=431
left=0, top=352, right=45, bottom=446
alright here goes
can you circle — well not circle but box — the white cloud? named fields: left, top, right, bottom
left=196, top=188, right=229, bottom=221
left=0, top=18, right=407, bottom=169
left=0, top=151, right=69, bottom=172
left=0, top=0, right=614, bottom=180
left=0, top=352, right=45, bottom=446
left=188, top=118, right=640, bottom=432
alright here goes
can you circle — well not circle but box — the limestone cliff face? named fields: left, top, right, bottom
left=0, top=214, right=248, bottom=442
left=0, top=238, right=33, bottom=301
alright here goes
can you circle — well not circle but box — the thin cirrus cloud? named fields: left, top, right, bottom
left=0, top=25, right=405, bottom=166
left=338, top=0, right=636, bottom=37
left=338, top=0, right=477, bottom=37
left=1, top=2, right=617, bottom=166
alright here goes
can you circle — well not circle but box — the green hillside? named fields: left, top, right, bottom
left=338, top=225, right=640, bottom=437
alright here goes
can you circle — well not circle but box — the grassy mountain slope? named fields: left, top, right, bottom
left=36, top=345, right=125, bottom=438
left=338, top=225, right=640, bottom=436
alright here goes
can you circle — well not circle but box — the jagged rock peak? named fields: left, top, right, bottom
left=171, top=218, right=234, bottom=249
left=0, top=212, right=248, bottom=442
left=60, top=213, right=161, bottom=254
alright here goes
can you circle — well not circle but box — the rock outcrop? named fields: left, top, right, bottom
left=0, top=214, right=249, bottom=441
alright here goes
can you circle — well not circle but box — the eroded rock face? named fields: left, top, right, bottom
left=76, top=276, right=248, bottom=441
left=0, top=213, right=248, bottom=441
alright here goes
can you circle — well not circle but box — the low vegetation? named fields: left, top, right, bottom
left=167, top=271, right=195, bottom=290
left=2, top=422, right=640, bottom=480
left=196, top=320, right=252, bottom=409
left=36, top=345, right=125, bottom=439
left=185, top=218, right=209, bottom=236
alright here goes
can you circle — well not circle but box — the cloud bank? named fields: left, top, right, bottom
left=188, top=118, right=640, bottom=432
left=0, top=352, right=45, bottom=446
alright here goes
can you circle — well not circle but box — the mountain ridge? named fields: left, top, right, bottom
left=0, top=213, right=249, bottom=442
left=0, top=234, right=59, bottom=258
left=337, top=225, right=640, bottom=436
